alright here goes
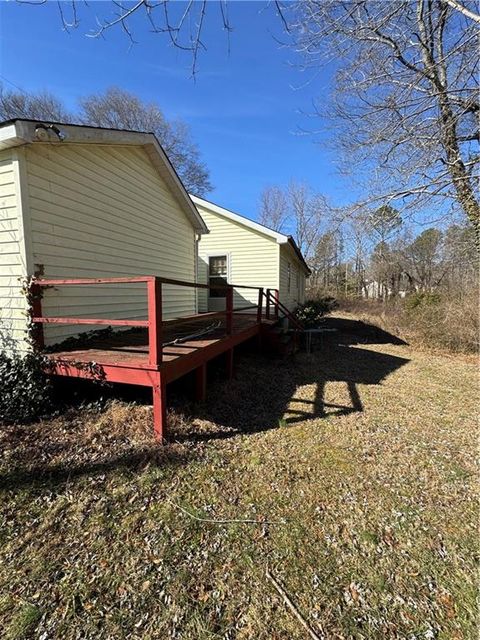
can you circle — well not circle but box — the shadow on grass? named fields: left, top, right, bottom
left=0, top=317, right=409, bottom=486
left=0, top=445, right=191, bottom=491
left=172, top=316, right=410, bottom=442
left=320, top=316, right=408, bottom=346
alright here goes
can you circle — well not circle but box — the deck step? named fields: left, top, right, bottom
left=261, top=324, right=297, bottom=357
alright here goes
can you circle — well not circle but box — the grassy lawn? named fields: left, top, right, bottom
left=0, top=319, right=478, bottom=639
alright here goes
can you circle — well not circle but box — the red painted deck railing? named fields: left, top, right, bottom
left=31, top=276, right=285, bottom=368
left=264, top=289, right=303, bottom=331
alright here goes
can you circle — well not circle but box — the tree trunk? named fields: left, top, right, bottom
left=438, top=94, right=480, bottom=242
left=416, top=0, right=480, bottom=243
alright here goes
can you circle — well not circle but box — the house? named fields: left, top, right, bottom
left=191, top=195, right=311, bottom=314
left=364, top=276, right=411, bottom=299
left=0, top=118, right=307, bottom=440
left=0, top=118, right=208, bottom=353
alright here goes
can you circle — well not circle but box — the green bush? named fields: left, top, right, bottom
left=404, top=292, right=441, bottom=311
left=294, top=297, right=338, bottom=328
left=0, top=351, right=52, bottom=424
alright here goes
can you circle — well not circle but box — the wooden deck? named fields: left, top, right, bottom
left=31, top=275, right=299, bottom=441
left=47, top=314, right=269, bottom=384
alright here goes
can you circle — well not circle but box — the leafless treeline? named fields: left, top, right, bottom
left=260, top=184, right=477, bottom=299
left=311, top=219, right=477, bottom=300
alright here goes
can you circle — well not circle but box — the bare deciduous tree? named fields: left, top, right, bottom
left=0, top=85, right=212, bottom=196
left=259, top=186, right=289, bottom=232
left=19, top=0, right=234, bottom=77
left=0, top=85, right=70, bottom=121
left=20, top=0, right=480, bottom=74
left=289, top=182, right=328, bottom=259
left=259, top=180, right=327, bottom=258
left=80, top=87, right=212, bottom=196
left=444, top=0, right=480, bottom=24
left=286, top=0, right=480, bottom=239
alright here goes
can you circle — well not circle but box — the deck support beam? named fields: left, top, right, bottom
left=152, top=374, right=167, bottom=441
left=226, top=287, right=233, bottom=334
left=257, top=288, right=264, bottom=323
left=273, top=289, right=279, bottom=320
left=195, top=363, right=207, bottom=402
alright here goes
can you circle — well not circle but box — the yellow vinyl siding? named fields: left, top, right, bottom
left=24, top=143, right=197, bottom=345
left=279, top=244, right=307, bottom=311
left=196, top=204, right=279, bottom=311
left=0, top=150, right=29, bottom=353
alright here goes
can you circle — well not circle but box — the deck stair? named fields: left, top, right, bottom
left=261, top=324, right=296, bottom=357
left=260, top=288, right=304, bottom=356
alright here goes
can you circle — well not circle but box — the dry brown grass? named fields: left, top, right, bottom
left=0, top=325, right=478, bottom=639
left=337, top=292, right=479, bottom=354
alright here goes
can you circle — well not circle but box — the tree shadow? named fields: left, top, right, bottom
left=0, top=317, right=409, bottom=488
left=173, top=317, right=410, bottom=442
left=0, top=446, right=191, bottom=492
left=0, top=408, right=195, bottom=492
left=320, top=316, right=408, bottom=346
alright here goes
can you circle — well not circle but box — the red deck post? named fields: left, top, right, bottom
left=226, top=286, right=233, bottom=334
left=274, top=289, right=279, bottom=320
left=147, top=277, right=162, bottom=367
left=30, top=282, right=44, bottom=350
left=152, top=373, right=167, bottom=441
left=195, top=363, right=207, bottom=402
left=266, top=288, right=271, bottom=320
left=257, top=288, right=264, bottom=323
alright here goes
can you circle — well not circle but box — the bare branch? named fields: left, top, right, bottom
left=285, top=0, right=479, bottom=238
left=444, top=0, right=480, bottom=23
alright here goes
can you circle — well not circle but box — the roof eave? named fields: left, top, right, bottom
left=191, top=194, right=287, bottom=243
left=145, top=138, right=208, bottom=234
left=191, top=194, right=311, bottom=273
left=0, top=121, right=31, bottom=151
left=285, top=237, right=312, bottom=275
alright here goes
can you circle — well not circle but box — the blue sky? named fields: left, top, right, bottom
left=0, top=1, right=350, bottom=220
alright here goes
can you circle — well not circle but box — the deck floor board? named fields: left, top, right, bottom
left=47, top=315, right=271, bottom=375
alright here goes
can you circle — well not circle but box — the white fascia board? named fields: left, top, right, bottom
left=190, top=195, right=289, bottom=244
left=0, top=122, right=30, bottom=150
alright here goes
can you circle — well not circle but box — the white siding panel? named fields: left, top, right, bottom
left=196, top=204, right=279, bottom=312
left=0, top=152, right=29, bottom=353
left=25, top=143, right=197, bottom=345
left=278, top=244, right=307, bottom=311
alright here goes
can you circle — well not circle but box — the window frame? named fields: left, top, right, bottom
left=205, top=253, right=231, bottom=299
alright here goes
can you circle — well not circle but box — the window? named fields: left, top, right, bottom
left=287, top=262, right=291, bottom=293
left=209, top=255, right=228, bottom=298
